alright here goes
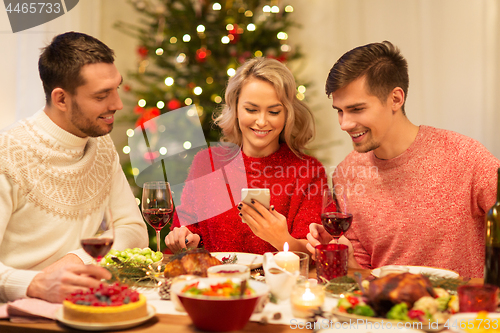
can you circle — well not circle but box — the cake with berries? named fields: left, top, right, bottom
left=63, top=283, right=148, bottom=323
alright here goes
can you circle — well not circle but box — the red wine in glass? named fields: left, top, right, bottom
left=142, top=208, right=173, bottom=230
left=81, top=238, right=114, bottom=263
left=142, top=181, right=174, bottom=252
left=321, top=212, right=353, bottom=241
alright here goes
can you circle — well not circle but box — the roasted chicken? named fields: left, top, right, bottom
left=368, top=272, right=437, bottom=315
left=164, top=249, right=222, bottom=278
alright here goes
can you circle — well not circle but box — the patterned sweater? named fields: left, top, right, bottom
left=172, top=143, right=328, bottom=254
left=0, top=110, right=148, bottom=302
left=334, top=125, right=500, bottom=278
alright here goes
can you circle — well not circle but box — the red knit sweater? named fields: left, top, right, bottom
left=334, top=126, right=500, bottom=278
left=172, top=143, right=327, bottom=254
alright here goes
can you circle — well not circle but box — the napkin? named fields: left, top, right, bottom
left=0, top=298, right=61, bottom=323
left=262, top=253, right=298, bottom=301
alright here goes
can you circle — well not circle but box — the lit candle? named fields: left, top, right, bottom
left=291, top=282, right=325, bottom=318
left=274, top=242, right=300, bottom=273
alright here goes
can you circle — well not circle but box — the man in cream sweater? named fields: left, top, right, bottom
left=0, top=32, right=148, bottom=303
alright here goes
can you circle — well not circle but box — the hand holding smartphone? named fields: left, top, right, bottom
left=241, top=188, right=270, bottom=214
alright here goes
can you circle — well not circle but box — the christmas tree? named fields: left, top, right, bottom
left=115, top=0, right=305, bottom=250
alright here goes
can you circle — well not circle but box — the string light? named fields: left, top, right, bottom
left=197, top=25, right=205, bottom=32
left=157, top=101, right=165, bottom=109
left=298, top=85, right=306, bottom=94
left=206, top=77, right=214, bottom=84
left=187, top=107, right=197, bottom=117
left=281, top=44, right=291, bottom=52
left=123, top=146, right=131, bottom=154
left=138, top=99, right=146, bottom=107
left=170, top=37, right=177, bottom=43
left=245, top=10, right=253, bottom=17
left=194, top=86, right=202, bottom=95
left=215, top=96, right=222, bottom=103
left=263, top=5, right=271, bottom=13
left=271, top=6, right=279, bottom=13
left=183, top=34, right=191, bottom=42
left=132, top=168, right=140, bottom=176
left=176, top=53, right=186, bottom=63
left=285, top=5, right=294, bottom=12
left=126, top=129, right=134, bottom=137
left=165, top=77, right=174, bottom=86
left=183, top=141, right=192, bottom=149
left=247, top=23, right=256, bottom=31
left=212, top=2, right=221, bottom=10
left=159, top=147, right=168, bottom=155
left=226, top=24, right=234, bottom=31
left=277, top=32, right=288, bottom=40
left=296, top=93, right=305, bottom=100
left=255, top=50, right=263, bottom=57
left=155, top=48, right=164, bottom=55
left=135, top=198, right=141, bottom=206
left=221, top=36, right=230, bottom=44
left=185, top=98, right=193, bottom=105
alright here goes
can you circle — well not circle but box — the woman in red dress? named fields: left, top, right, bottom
left=165, top=57, right=327, bottom=254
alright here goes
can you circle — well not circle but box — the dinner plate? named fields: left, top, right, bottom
left=371, top=265, right=459, bottom=279
left=448, top=312, right=500, bottom=333
left=332, top=309, right=446, bottom=333
left=55, top=304, right=156, bottom=331
left=212, top=252, right=263, bottom=269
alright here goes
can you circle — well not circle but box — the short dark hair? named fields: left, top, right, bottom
left=39, top=31, right=115, bottom=104
left=325, top=41, right=409, bottom=114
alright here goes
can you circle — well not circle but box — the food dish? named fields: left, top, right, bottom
left=63, top=283, right=147, bottom=323
left=448, top=312, right=500, bottom=333
left=332, top=309, right=446, bottom=333
left=371, top=266, right=459, bottom=279
left=212, top=252, right=263, bottom=269
left=56, top=305, right=155, bottom=331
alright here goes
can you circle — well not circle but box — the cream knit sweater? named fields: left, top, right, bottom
left=0, top=110, right=148, bottom=302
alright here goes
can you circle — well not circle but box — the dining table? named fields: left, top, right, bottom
left=0, top=265, right=481, bottom=333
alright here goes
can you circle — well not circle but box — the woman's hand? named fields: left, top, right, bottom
left=165, top=226, right=200, bottom=253
left=238, top=200, right=291, bottom=250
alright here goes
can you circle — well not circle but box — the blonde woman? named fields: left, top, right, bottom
left=166, top=57, right=327, bottom=254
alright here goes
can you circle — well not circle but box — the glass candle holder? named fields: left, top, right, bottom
left=290, top=281, right=325, bottom=318
left=458, top=284, right=498, bottom=312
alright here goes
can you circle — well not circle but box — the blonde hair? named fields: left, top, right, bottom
left=213, top=57, right=315, bottom=157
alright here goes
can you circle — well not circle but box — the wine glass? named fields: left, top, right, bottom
left=321, top=188, right=353, bottom=244
left=81, top=208, right=115, bottom=264
left=141, top=181, right=174, bottom=252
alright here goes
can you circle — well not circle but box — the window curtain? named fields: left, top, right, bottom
left=0, top=0, right=101, bottom=130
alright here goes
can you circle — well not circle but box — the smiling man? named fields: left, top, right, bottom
left=0, top=32, right=148, bottom=303
left=307, top=41, right=500, bottom=278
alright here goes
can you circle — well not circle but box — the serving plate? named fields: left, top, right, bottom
left=56, top=304, right=156, bottom=331
left=371, top=266, right=459, bottom=279
left=332, top=309, right=446, bottom=332
left=212, top=252, right=263, bottom=269
left=448, top=312, right=500, bottom=333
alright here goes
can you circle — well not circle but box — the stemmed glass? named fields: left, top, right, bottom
left=141, top=181, right=174, bottom=252
left=321, top=188, right=353, bottom=244
left=81, top=208, right=115, bottom=264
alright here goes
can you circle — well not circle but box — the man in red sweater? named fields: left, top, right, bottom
left=307, top=41, right=500, bottom=278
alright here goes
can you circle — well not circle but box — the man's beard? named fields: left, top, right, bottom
left=69, top=100, right=113, bottom=137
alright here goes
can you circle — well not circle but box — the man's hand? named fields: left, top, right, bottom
left=27, top=256, right=112, bottom=303
left=165, top=226, right=200, bottom=253
left=306, top=223, right=333, bottom=259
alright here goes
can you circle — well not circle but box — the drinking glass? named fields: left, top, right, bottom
left=80, top=208, right=114, bottom=264
left=321, top=188, right=353, bottom=244
left=141, top=181, right=174, bottom=252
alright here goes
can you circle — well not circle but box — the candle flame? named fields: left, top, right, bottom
left=283, top=242, right=289, bottom=252
left=302, top=288, right=316, bottom=301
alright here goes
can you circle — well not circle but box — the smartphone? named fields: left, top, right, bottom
left=241, top=188, right=271, bottom=212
